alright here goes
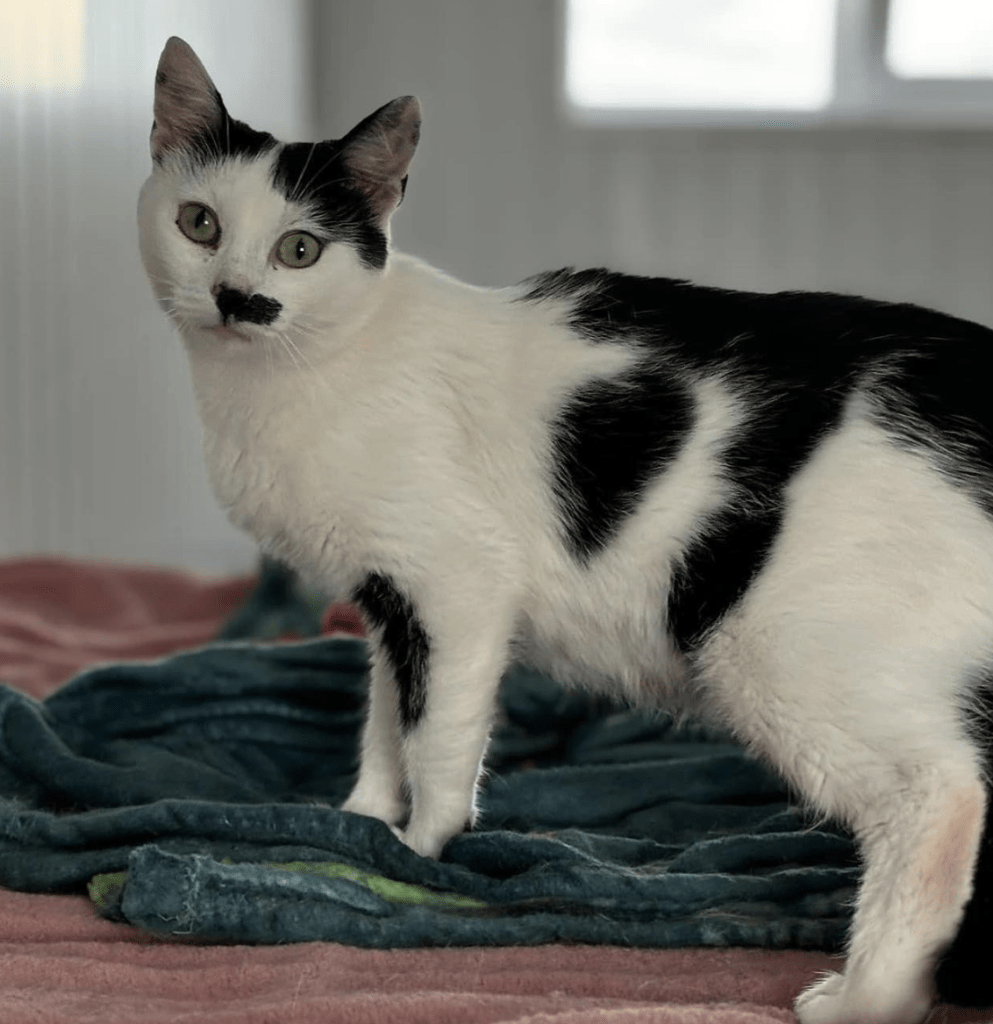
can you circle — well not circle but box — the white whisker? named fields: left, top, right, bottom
left=291, top=142, right=318, bottom=199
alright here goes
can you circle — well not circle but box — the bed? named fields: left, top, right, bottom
left=0, top=555, right=988, bottom=1024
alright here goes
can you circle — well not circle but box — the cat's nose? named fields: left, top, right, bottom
left=214, top=286, right=250, bottom=322
left=213, top=283, right=282, bottom=326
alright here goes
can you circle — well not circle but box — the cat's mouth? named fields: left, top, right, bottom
left=207, top=323, right=253, bottom=343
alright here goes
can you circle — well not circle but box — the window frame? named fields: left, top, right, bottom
left=561, top=0, right=993, bottom=129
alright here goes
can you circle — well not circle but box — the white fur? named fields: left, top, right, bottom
left=139, top=137, right=991, bottom=1024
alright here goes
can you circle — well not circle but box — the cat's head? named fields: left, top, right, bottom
left=138, top=37, right=420, bottom=352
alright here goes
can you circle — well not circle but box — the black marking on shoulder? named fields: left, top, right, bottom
left=352, top=573, right=430, bottom=729
left=524, top=267, right=993, bottom=644
left=273, top=142, right=388, bottom=270
left=549, top=360, right=694, bottom=560
left=521, top=268, right=650, bottom=344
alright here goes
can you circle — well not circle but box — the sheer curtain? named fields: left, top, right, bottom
left=0, top=0, right=311, bottom=570
left=3, top=0, right=993, bottom=569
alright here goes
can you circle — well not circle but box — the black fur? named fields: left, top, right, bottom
left=352, top=573, right=430, bottom=730
left=668, top=511, right=782, bottom=650
left=156, top=81, right=277, bottom=167
left=548, top=364, right=693, bottom=561
left=523, top=269, right=993, bottom=645
left=273, top=142, right=388, bottom=270
left=271, top=97, right=416, bottom=270
left=156, top=74, right=388, bottom=270
left=215, top=286, right=282, bottom=326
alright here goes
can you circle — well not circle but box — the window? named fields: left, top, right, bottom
left=564, top=0, right=993, bottom=127
left=0, top=0, right=85, bottom=91
left=886, top=0, right=993, bottom=79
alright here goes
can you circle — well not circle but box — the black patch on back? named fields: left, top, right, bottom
left=352, top=573, right=430, bottom=730
left=273, top=142, right=388, bottom=270
left=522, top=268, right=993, bottom=647
left=215, top=286, right=282, bottom=326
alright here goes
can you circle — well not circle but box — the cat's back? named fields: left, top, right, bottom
left=522, top=265, right=993, bottom=387
left=514, top=267, right=993, bottom=685
left=521, top=267, right=993, bottom=513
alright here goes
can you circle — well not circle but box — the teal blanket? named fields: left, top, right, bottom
left=0, top=635, right=857, bottom=949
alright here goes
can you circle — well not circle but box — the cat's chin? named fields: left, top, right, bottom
left=202, top=323, right=254, bottom=343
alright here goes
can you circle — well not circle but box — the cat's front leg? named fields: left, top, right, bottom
left=348, top=569, right=512, bottom=859
left=341, top=651, right=407, bottom=828
left=398, top=632, right=510, bottom=858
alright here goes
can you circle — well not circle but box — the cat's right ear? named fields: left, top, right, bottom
left=150, top=37, right=224, bottom=162
left=339, top=96, right=422, bottom=225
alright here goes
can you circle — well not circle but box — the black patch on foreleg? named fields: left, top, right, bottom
left=352, top=573, right=430, bottom=730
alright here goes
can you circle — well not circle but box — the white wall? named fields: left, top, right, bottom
left=315, top=0, right=993, bottom=326
left=4, top=0, right=993, bottom=572
left=0, top=0, right=311, bottom=572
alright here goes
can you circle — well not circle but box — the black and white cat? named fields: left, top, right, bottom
left=139, top=37, right=993, bottom=1024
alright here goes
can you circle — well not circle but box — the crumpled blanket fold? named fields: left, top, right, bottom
left=0, top=637, right=858, bottom=949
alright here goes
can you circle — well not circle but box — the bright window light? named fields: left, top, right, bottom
left=565, top=0, right=838, bottom=111
left=0, top=0, right=85, bottom=91
left=886, top=0, right=993, bottom=79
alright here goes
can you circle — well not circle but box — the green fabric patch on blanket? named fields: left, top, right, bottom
left=89, top=860, right=486, bottom=915
left=0, top=602, right=858, bottom=949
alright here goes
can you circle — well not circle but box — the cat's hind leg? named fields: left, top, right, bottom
left=692, top=415, right=993, bottom=1022
left=794, top=761, right=985, bottom=1024
left=699, top=620, right=987, bottom=1024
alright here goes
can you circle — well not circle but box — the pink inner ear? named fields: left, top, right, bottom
left=151, top=38, right=223, bottom=159
left=343, top=96, right=421, bottom=220
left=348, top=138, right=407, bottom=199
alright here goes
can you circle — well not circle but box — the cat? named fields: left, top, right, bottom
left=138, top=36, right=993, bottom=1024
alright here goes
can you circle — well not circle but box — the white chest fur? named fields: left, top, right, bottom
left=189, top=354, right=369, bottom=595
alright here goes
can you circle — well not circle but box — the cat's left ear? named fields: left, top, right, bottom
left=150, top=37, right=225, bottom=162
left=339, top=96, right=421, bottom=224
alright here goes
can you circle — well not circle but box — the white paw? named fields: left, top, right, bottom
left=341, top=786, right=406, bottom=827
left=394, top=822, right=450, bottom=859
left=397, top=823, right=446, bottom=856
left=794, top=973, right=846, bottom=1024
left=795, top=970, right=933, bottom=1024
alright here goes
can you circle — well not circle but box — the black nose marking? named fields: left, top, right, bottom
left=214, top=287, right=282, bottom=326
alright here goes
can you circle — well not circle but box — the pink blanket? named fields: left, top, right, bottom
left=0, top=556, right=988, bottom=1023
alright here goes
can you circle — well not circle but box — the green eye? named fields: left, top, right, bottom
left=276, top=231, right=322, bottom=269
left=177, top=203, right=220, bottom=245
